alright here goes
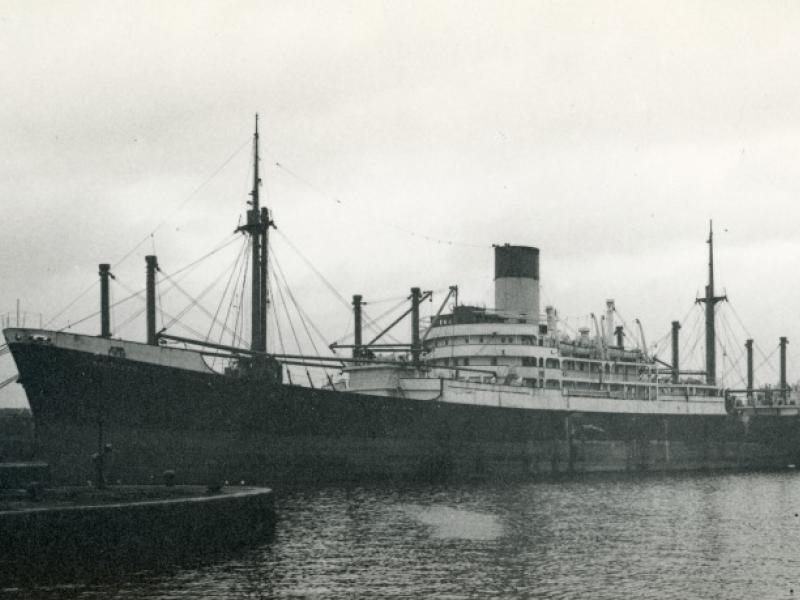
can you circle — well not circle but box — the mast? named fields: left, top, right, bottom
left=250, top=115, right=262, bottom=352
left=696, top=220, right=727, bottom=386
left=238, top=114, right=274, bottom=354
left=260, top=206, right=270, bottom=353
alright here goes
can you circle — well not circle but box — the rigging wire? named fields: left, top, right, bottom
left=51, top=234, right=241, bottom=334
left=152, top=235, right=166, bottom=333
left=718, top=311, right=745, bottom=387
left=270, top=250, right=334, bottom=363
left=206, top=237, right=248, bottom=343
left=220, top=238, right=251, bottom=350
left=649, top=329, right=671, bottom=356
left=754, top=343, right=780, bottom=379
left=689, top=307, right=707, bottom=369
left=725, top=302, right=776, bottom=375
left=158, top=263, right=241, bottom=340
left=274, top=230, right=352, bottom=313
left=271, top=256, right=304, bottom=356
left=42, top=131, right=247, bottom=333
left=363, top=293, right=415, bottom=306
left=721, top=312, right=747, bottom=381
left=649, top=304, right=697, bottom=359
left=109, top=274, right=116, bottom=336
left=719, top=309, right=747, bottom=385
left=267, top=270, right=287, bottom=355
left=102, top=240, right=234, bottom=340
left=166, top=234, right=242, bottom=278
left=216, top=239, right=248, bottom=351
left=275, top=229, right=406, bottom=345
left=110, top=276, right=208, bottom=340
left=272, top=159, right=489, bottom=249
left=355, top=298, right=407, bottom=345
left=58, top=283, right=144, bottom=332
left=234, top=246, right=249, bottom=349
left=113, top=306, right=147, bottom=335
left=684, top=316, right=705, bottom=369
left=43, top=280, right=98, bottom=329
left=679, top=306, right=704, bottom=369
left=111, top=137, right=252, bottom=271
left=678, top=305, right=700, bottom=357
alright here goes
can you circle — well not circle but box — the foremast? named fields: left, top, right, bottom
left=696, top=220, right=726, bottom=386
left=237, top=114, right=275, bottom=354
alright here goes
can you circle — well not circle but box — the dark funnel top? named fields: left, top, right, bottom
left=494, top=245, right=539, bottom=280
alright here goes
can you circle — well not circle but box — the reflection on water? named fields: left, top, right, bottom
left=5, top=471, right=800, bottom=599
left=402, top=504, right=504, bottom=540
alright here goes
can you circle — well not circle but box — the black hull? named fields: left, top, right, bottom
left=11, top=343, right=800, bottom=485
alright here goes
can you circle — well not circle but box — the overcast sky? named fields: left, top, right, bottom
left=3, top=1, right=800, bottom=407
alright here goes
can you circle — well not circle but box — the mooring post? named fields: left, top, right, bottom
left=99, top=263, right=111, bottom=338
left=145, top=255, right=158, bottom=345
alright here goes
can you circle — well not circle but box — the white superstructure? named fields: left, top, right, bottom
left=343, top=244, right=738, bottom=417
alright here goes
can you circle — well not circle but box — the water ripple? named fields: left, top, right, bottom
left=5, top=471, right=800, bottom=599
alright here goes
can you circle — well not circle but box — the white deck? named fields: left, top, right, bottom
left=3, top=328, right=215, bottom=374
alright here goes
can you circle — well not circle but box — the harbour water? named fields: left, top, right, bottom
left=5, top=470, right=800, bottom=599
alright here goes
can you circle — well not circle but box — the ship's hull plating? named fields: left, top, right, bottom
left=11, top=342, right=800, bottom=485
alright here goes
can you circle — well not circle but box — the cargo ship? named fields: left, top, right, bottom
left=4, top=119, right=800, bottom=485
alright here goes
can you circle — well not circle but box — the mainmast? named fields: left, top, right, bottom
left=696, top=220, right=727, bottom=386
left=238, top=114, right=274, bottom=354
